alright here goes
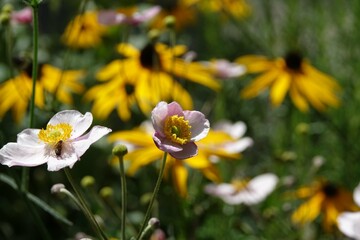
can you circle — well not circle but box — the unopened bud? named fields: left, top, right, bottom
left=164, top=15, right=176, bottom=29
left=51, top=183, right=66, bottom=194
left=99, top=186, right=113, bottom=199
left=148, top=218, right=160, bottom=229
left=295, top=122, right=309, bottom=135
left=148, top=29, right=160, bottom=43
left=81, top=175, right=95, bottom=188
left=0, top=12, right=11, bottom=25
left=112, top=144, right=128, bottom=158
left=2, top=4, right=13, bottom=14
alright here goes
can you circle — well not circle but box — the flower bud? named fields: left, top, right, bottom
left=112, top=144, right=128, bottom=158
left=0, top=12, right=11, bottom=25
left=148, top=29, right=160, bottom=43
left=51, top=183, right=66, bottom=194
left=164, top=15, right=176, bottom=29
left=81, top=175, right=95, bottom=188
left=99, top=186, right=113, bottom=199
left=2, top=4, right=13, bottom=14
left=148, top=218, right=160, bottom=229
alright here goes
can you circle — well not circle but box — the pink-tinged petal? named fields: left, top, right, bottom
left=17, top=129, right=43, bottom=146
left=204, top=183, right=236, bottom=196
left=0, top=143, right=47, bottom=167
left=183, top=111, right=210, bottom=141
left=167, top=101, right=184, bottom=116
left=48, top=110, right=93, bottom=139
left=170, top=142, right=198, bottom=160
left=151, top=102, right=183, bottom=136
left=98, top=10, right=125, bottom=25
left=131, top=6, right=161, bottom=25
left=151, top=101, right=169, bottom=135
left=337, top=212, right=360, bottom=240
left=47, top=150, right=79, bottom=171
left=153, top=132, right=182, bottom=153
left=354, top=183, right=360, bottom=207
left=11, top=7, right=32, bottom=24
left=72, top=126, right=112, bottom=157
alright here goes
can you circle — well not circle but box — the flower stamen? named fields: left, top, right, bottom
left=38, top=123, right=72, bottom=144
left=164, top=115, right=191, bottom=145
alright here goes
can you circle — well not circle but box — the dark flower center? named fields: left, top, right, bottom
left=139, top=43, right=162, bottom=70
left=284, top=52, right=303, bottom=71
left=125, top=83, right=135, bottom=95
left=322, top=183, right=339, bottom=198
left=13, top=57, right=43, bottom=80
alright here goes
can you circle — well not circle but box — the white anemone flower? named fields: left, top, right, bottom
left=213, top=120, right=253, bottom=153
left=338, top=183, right=360, bottom=239
left=204, top=173, right=278, bottom=205
left=0, top=110, right=112, bottom=171
left=201, top=59, right=246, bottom=79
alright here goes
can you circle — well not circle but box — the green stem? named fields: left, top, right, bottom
left=118, top=154, right=127, bottom=240
left=18, top=4, right=52, bottom=240
left=21, top=2, right=39, bottom=193
left=5, top=24, right=14, bottom=79
left=136, top=152, right=167, bottom=240
left=64, top=168, right=108, bottom=240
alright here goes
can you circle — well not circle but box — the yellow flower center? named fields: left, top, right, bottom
left=38, top=123, right=72, bottom=144
left=164, top=115, right=191, bottom=145
left=231, top=179, right=249, bottom=192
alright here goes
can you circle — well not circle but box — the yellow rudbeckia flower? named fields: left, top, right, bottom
left=196, top=0, right=251, bottom=20
left=85, top=42, right=219, bottom=121
left=0, top=72, right=44, bottom=123
left=151, top=0, right=198, bottom=30
left=108, top=120, right=251, bottom=197
left=40, top=64, right=85, bottom=105
left=291, top=180, right=359, bottom=231
left=237, top=52, right=341, bottom=112
left=0, top=64, right=85, bottom=123
left=62, top=11, right=107, bottom=48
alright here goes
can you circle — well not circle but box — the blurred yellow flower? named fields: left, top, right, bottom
left=108, top=120, right=251, bottom=197
left=152, top=0, right=197, bottom=30
left=40, top=64, right=85, bottom=105
left=0, top=72, right=44, bottom=123
left=291, top=180, right=358, bottom=231
left=85, top=42, right=219, bottom=121
left=0, top=64, right=85, bottom=123
left=237, top=52, right=341, bottom=112
left=62, top=11, right=107, bottom=48
left=196, top=0, right=251, bottom=19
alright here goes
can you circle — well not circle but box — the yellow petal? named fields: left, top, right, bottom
left=292, top=193, right=324, bottom=225
left=241, top=69, right=279, bottom=98
left=171, top=161, right=189, bottom=198
left=235, top=55, right=274, bottom=73
left=270, top=73, right=291, bottom=106
left=289, top=81, right=309, bottom=112
left=117, top=43, right=140, bottom=57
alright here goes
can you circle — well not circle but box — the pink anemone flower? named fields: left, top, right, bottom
left=151, top=101, right=210, bottom=160
left=98, top=6, right=161, bottom=26
left=0, top=110, right=111, bottom=171
left=11, top=7, right=32, bottom=24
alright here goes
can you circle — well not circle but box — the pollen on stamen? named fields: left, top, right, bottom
left=164, top=115, right=191, bottom=145
left=38, top=123, right=73, bottom=144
